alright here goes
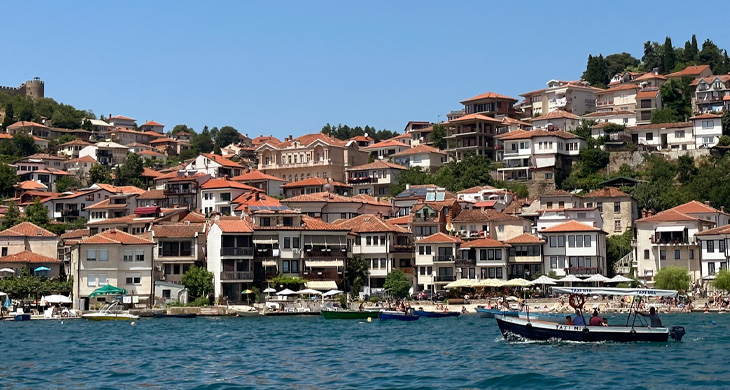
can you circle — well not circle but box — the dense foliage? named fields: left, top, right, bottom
left=605, top=230, right=633, bottom=278
left=712, top=269, right=730, bottom=292
left=383, top=269, right=411, bottom=298
left=321, top=123, right=400, bottom=142
left=0, top=94, right=94, bottom=130
left=346, top=256, right=369, bottom=295
left=181, top=266, right=215, bottom=299
left=266, top=275, right=308, bottom=290
left=0, top=268, right=73, bottom=300
left=653, top=266, right=690, bottom=292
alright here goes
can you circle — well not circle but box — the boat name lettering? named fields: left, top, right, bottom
left=556, top=325, right=580, bottom=331
left=570, top=289, right=593, bottom=294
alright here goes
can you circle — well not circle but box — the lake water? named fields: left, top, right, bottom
left=2, top=313, right=726, bottom=389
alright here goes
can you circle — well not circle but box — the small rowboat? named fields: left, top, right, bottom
left=413, top=310, right=460, bottom=318
left=379, top=311, right=419, bottom=321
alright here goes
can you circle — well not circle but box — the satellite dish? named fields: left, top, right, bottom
left=364, top=133, right=368, bottom=138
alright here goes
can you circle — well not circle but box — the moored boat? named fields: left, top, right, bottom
left=153, top=313, right=198, bottom=319
left=496, top=287, right=686, bottom=343
left=476, top=307, right=518, bottom=318
left=518, top=311, right=569, bottom=324
left=321, top=309, right=380, bottom=320
left=379, top=310, right=419, bottom=321
left=413, top=310, right=460, bottom=318
left=13, top=314, right=31, bottom=321
left=82, top=301, right=140, bottom=321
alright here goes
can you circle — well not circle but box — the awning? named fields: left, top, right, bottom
left=656, top=226, right=685, bottom=233
left=306, top=260, right=344, bottom=267
left=253, top=239, right=278, bottom=245
left=134, top=206, right=160, bottom=215
left=261, top=260, right=277, bottom=267
left=305, top=281, right=338, bottom=290
left=552, top=287, right=678, bottom=297
left=501, top=155, right=528, bottom=160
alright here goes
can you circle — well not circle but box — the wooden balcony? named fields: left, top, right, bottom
left=221, top=271, right=253, bottom=281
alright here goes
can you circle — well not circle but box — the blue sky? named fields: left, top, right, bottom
left=3, top=1, right=729, bottom=139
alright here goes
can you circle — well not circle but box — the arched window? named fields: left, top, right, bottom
left=294, top=174, right=299, bottom=182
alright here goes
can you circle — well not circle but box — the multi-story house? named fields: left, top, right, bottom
left=536, top=207, right=603, bottom=232
left=414, top=232, right=462, bottom=292
left=281, top=177, right=352, bottom=198
left=595, top=84, right=640, bottom=113
left=528, top=110, right=581, bottom=131
left=695, top=225, right=730, bottom=281
left=281, top=192, right=392, bottom=223
left=57, top=140, right=92, bottom=159
left=392, top=185, right=455, bottom=218
left=635, top=88, right=662, bottom=124
left=151, top=222, right=206, bottom=284
left=460, top=237, right=509, bottom=280
left=0, top=251, right=61, bottom=280
left=46, top=185, right=120, bottom=223
left=411, top=198, right=460, bottom=240
left=346, top=160, right=405, bottom=196
left=71, top=229, right=155, bottom=310
left=13, top=153, right=65, bottom=175
left=185, top=153, right=245, bottom=178
left=632, top=71, right=667, bottom=89
left=23, top=168, right=73, bottom=192
left=139, top=120, right=165, bottom=134
left=460, top=91, right=518, bottom=118
left=256, top=133, right=368, bottom=184
left=582, top=187, right=638, bottom=236
left=138, top=150, right=167, bottom=165
left=408, top=124, right=434, bottom=147
left=693, top=75, right=730, bottom=113
left=633, top=208, right=714, bottom=286
left=496, top=130, right=584, bottom=183
left=452, top=208, right=530, bottom=242
left=456, top=186, right=514, bottom=211
left=107, top=115, right=137, bottom=128
left=666, top=65, right=712, bottom=81
left=64, top=156, right=96, bottom=182
left=505, top=233, right=544, bottom=280
left=86, top=193, right=140, bottom=223
left=361, top=140, right=410, bottom=160
left=0, top=221, right=59, bottom=261
left=444, top=114, right=503, bottom=162
left=540, top=220, right=607, bottom=277
left=390, top=144, right=446, bottom=172
left=519, top=80, right=600, bottom=117
left=163, top=172, right=211, bottom=210
left=626, top=122, right=694, bottom=152
left=231, top=170, right=286, bottom=197
left=584, top=110, right=637, bottom=131
left=207, top=218, right=255, bottom=301
left=200, top=177, right=261, bottom=217
left=334, top=214, right=413, bottom=292
left=671, top=200, right=730, bottom=226
left=691, top=113, right=723, bottom=148
left=80, top=142, right=129, bottom=167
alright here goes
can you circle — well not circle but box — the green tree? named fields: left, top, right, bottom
left=583, top=54, right=609, bottom=87
left=676, top=155, right=698, bottom=184
left=383, top=269, right=410, bottom=298
left=13, top=132, right=39, bottom=157
left=434, top=153, right=493, bottom=192
left=654, top=266, right=690, bottom=292
left=699, top=39, right=723, bottom=73
left=650, top=108, right=680, bottom=124
left=171, top=124, right=195, bottom=135
left=266, top=275, right=308, bottom=290
left=641, top=41, right=663, bottom=72
left=55, top=175, right=81, bottom=192
left=712, top=269, right=730, bottom=293
left=606, top=230, right=633, bottom=277
left=346, top=256, right=369, bottom=295
left=0, top=163, right=19, bottom=197
left=604, top=52, right=640, bottom=77
left=215, top=126, right=240, bottom=147
left=390, top=167, right=432, bottom=196
left=88, top=164, right=111, bottom=184
left=213, top=144, right=222, bottom=155
left=24, top=198, right=49, bottom=227
left=657, top=77, right=693, bottom=122
left=722, top=111, right=730, bottom=137
left=717, top=135, right=730, bottom=147
left=191, top=126, right=214, bottom=154
left=2, top=201, right=22, bottom=229
left=181, top=266, right=214, bottom=299
left=662, top=36, right=677, bottom=73
left=114, top=153, right=144, bottom=187
left=431, top=123, right=447, bottom=150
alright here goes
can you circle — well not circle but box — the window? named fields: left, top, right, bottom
left=550, top=257, right=557, bottom=269
left=690, top=249, right=694, bottom=259
left=282, top=261, right=290, bottom=273
left=98, top=274, right=107, bottom=286
left=568, top=235, right=575, bottom=248
left=547, top=202, right=553, bottom=209
left=293, top=237, right=300, bottom=249
left=645, top=132, right=653, bottom=141
left=380, top=258, right=386, bottom=268
left=498, top=225, right=505, bottom=233
left=576, top=235, right=584, bottom=248
left=644, top=249, right=650, bottom=259
left=284, top=237, right=291, bottom=249
left=660, top=250, right=666, bottom=260
left=366, top=236, right=372, bottom=246
left=291, top=260, right=299, bottom=273
left=283, top=217, right=293, bottom=227
left=380, top=236, right=386, bottom=246
left=135, top=249, right=145, bottom=262
left=614, top=220, right=622, bottom=232
left=123, top=250, right=133, bottom=262
left=496, top=268, right=503, bottom=279
left=709, top=262, right=716, bottom=275
left=614, top=202, right=620, bottom=213
left=419, top=245, right=424, bottom=255
left=260, top=217, right=271, bottom=227
left=702, top=120, right=714, bottom=129
left=125, top=275, right=141, bottom=285
left=558, top=236, right=565, bottom=247
left=584, top=235, right=591, bottom=247
left=1, top=247, right=6, bottom=257
left=425, top=246, right=432, bottom=255
left=87, top=274, right=96, bottom=287
left=550, top=236, right=557, bottom=247
left=545, top=173, right=553, bottom=180
left=480, top=249, right=487, bottom=260
left=675, top=249, right=681, bottom=259
left=220, top=207, right=231, bottom=215
left=597, top=202, right=603, bottom=212
left=558, top=201, right=564, bottom=209
left=708, top=240, right=715, bottom=253
left=87, top=249, right=97, bottom=261
left=720, top=240, right=726, bottom=252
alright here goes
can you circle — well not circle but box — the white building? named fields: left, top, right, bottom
left=390, top=144, right=446, bottom=172
left=539, top=220, right=607, bottom=277
left=691, top=113, right=723, bottom=149
left=414, top=232, right=462, bottom=292
left=200, top=177, right=262, bottom=217
left=496, top=130, right=584, bottom=182
left=626, top=122, right=694, bottom=151
left=695, top=225, right=730, bottom=283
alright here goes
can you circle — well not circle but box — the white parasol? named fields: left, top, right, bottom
left=276, top=288, right=297, bottom=295
left=263, top=287, right=277, bottom=293
left=582, top=274, right=612, bottom=283
left=609, top=275, right=634, bottom=283
left=530, top=275, right=557, bottom=285
left=323, top=290, right=343, bottom=297
left=558, top=274, right=584, bottom=283
left=297, top=289, right=323, bottom=295
left=41, top=294, right=71, bottom=304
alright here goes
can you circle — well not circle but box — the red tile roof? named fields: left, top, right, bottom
left=0, top=222, right=56, bottom=237
left=347, top=160, right=406, bottom=171
left=636, top=209, right=703, bottom=223
left=301, top=215, right=352, bottom=231
left=448, top=113, right=503, bottom=123
left=695, top=224, right=730, bottom=236
left=333, top=214, right=410, bottom=233
left=633, top=72, right=667, bottom=81
left=7, top=121, right=48, bottom=129
left=109, top=115, right=135, bottom=121
left=200, top=153, right=244, bottom=169
left=59, top=139, right=92, bottom=147
left=387, top=215, right=412, bottom=225
left=529, top=110, right=580, bottom=121
left=180, top=211, right=207, bottom=223
left=416, top=232, right=463, bottom=244
left=505, top=233, right=544, bottom=244
left=350, top=135, right=374, bottom=142
left=81, top=229, right=153, bottom=245
left=281, top=178, right=351, bottom=188
left=497, top=129, right=580, bottom=141
left=582, top=187, right=630, bottom=198
left=666, top=65, right=711, bottom=78
left=671, top=200, right=723, bottom=215
left=138, top=189, right=165, bottom=200
left=460, top=237, right=509, bottom=248
left=390, top=144, right=446, bottom=157
left=142, top=167, right=163, bottom=178
left=275, top=133, right=348, bottom=149
left=583, top=110, right=635, bottom=118
left=233, top=193, right=283, bottom=211
left=0, top=250, right=60, bottom=264
left=66, top=155, right=97, bottom=164
left=139, top=150, right=166, bottom=156
left=251, top=135, right=282, bottom=147
left=627, top=122, right=691, bottom=131
left=141, top=120, right=164, bottom=127
left=60, top=229, right=90, bottom=240
left=460, top=92, right=518, bottom=104
left=201, top=177, right=262, bottom=191
left=231, top=170, right=286, bottom=182
left=214, top=219, right=254, bottom=233
left=361, top=140, right=409, bottom=150
left=152, top=223, right=204, bottom=238
left=540, top=220, right=602, bottom=233
left=501, top=117, right=533, bottom=127
left=15, top=180, right=47, bottom=190
left=150, top=137, right=178, bottom=144
left=690, top=113, right=722, bottom=120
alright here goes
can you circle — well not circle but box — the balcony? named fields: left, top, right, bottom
left=434, top=275, right=456, bottom=282
left=303, top=270, right=341, bottom=280
left=399, top=267, right=414, bottom=274
left=221, top=271, right=254, bottom=281
left=567, top=267, right=600, bottom=275
left=220, top=247, right=254, bottom=257
left=435, top=255, right=457, bottom=262
left=596, top=100, right=614, bottom=106
left=456, top=258, right=476, bottom=266
left=392, top=244, right=415, bottom=253
left=348, top=176, right=372, bottom=184
left=164, top=188, right=197, bottom=195
left=305, top=248, right=348, bottom=257
left=61, top=209, right=79, bottom=217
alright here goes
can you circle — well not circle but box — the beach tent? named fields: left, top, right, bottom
left=501, top=278, right=532, bottom=287
left=276, top=289, right=297, bottom=295
left=444, top=279, right=475, bottom=289
left=583, top=274, right=611, bottom=283
left=88, top=285, right=127, bottom=297
left=473, top=279, right=504, bottom=288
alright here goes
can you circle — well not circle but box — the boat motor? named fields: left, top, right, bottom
left=669, top=326, right=686, bottom=341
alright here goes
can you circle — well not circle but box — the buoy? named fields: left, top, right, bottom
left=130, top=322, right=136, bottom=326
left=367, top=317, right=372, bottom=323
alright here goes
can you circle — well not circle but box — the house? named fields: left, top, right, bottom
left=281, top=177, right=352, bottom=198
left=251, top=135, right=281, bottom=149
left=57, top=140, right=92, bottom=159
left=14, top=153, right=65, bottom=175
left=635, top=88, right=663, bottom=124
left=127, top=142, right=153, bottom=154
left=632, top=71, right=667, bottom=89
left=0, top=251, right=61, bottom=279
left=695, top=225, right=730, bottom=282
left=230, top=170, right=286, bottom=197
left=139, top=120, right=164, bottom=134
left=595, top=84, right=640, bottom=113
left=410, top=197, right=460, bottom=240
left=349, top=135, right=375, bottom=148
left=360, top=139, right=410, bottom=160
left=6, top=121, right=51, bottom=137
left=496, top=130, right=584, bottom=184
left=80, top=142, right=129, bottom=167
left=256, top=132, right=368, bottom=184
left=691, top=113, right=723, bottom=149
left=0, top=222, right=59, bottom=260
left=581, top=187, right=639, bottom=236
left=626, top=122, right=694, bottom=152
left=583, top=110, right=637, bottom=131
left=414, top=232, right=463, bottom=292
left=151, top=222, right=206, bottom=284
left=528, top=110, right=581, bottom=131
left=138, top=150, right=167, bottom=164
left=64, top=156, right=97, bottom=182
left=137, top=189, right=165, bottom=208
left=392, top=184, right=455, bottom=217
left=692, top=75, right=730, bottom=113
left=86, top=193, right=140, bottom=223
left=200, top=177, right=261, bottom=217
left=185, top=153, right=245, bottom=178
left=22, top=168, right=73, bottom=193
left=460, top=91, right=518, bottom=118
left=519, top=79, right=601, bottom=117
left=86, top=207, right=184, bottom=236
left=408, top=124, right=434, bottom=147
left=150, top=138, right=179, bottom=156
left=206, top=219, right=254, bottom=301
left=71, top=229, right=155, bottom=310
left=107, top=115, right=136, bottom=128
left=666, top=65, right=713, bottom=81
left=452, top=208, right=530, bottom=242
left=505, top=233, right=545, bottom=280
left=333, top=214, right=414, bottom=292
left=281, top=192, right=392, bottom=223
left=539, top=220, right=607, bottom=277
left=444, top=114, right=503, bottom=162
left=456, top=186, right=514, bottom=211
left=390, top=144, right=446, bottom=172
left=499, top=117, right=533, bottom=133
left=536, top=207, right=603, bottom=232
left=346, top=160, right=406, bottom=196
left=460, top=237, right=510, bottom=280
left=88, top=119, right=113, bottom=134
left=163, top=172, right=211, bottom=210
left=389, top=132, right=412, bottom=147
left=47, top=186, right=132, bottom=223
left=232, top=192, right=284, bottom=215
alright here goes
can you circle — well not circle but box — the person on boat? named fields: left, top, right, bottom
left=572, top=309, right=586, bottom=326
left=639, top=307, right=663, bottom=327
left=565, top=316, right=574, bottom=325
left=589, top=310, right=603, bottom=326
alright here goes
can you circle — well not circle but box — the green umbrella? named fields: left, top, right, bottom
left=88, top=285, right=127, bottom=298
left=242, top=289, right=254, bottom=294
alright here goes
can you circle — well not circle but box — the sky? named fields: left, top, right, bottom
left=3, top=1, right=730, bottom=140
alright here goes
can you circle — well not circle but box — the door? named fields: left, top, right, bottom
left=661, top=134, right=668, bottom=150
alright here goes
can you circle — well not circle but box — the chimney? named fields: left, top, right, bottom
left=255, top=192, right=260, bottom=201
left=377, top=211, right=382, bottom=219
left=223, top=175, right=229, bottom=180
left=405, top=184, right=410, bottom=190
left=652, top=67, right=659, bottom=75
left=641, top=209, right=647, bottom=218
left=648, top=210, right=654, bottom=216
left=705, top=201, right=711, bottom=206
left=722, top=206, right=725, bottom=213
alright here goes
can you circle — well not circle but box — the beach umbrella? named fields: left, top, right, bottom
left=502, top=278, right=532, bottom=287
left=609, top=275, right=634, bottom=283
left=530, top=275, right=557, bottom=285
left=445, top=279, right=474, bottom=289
left=0, top=268, right=14, bottom=273
left=473, top=279, right=504, bottom=288
left=42, top=295, right=71, bottom=304
left=323, top=290, right=343, bottom=297
left=276, top=288, right=297, bottom=295
left=263, top=287, right=277, bottom=293
left=297, top=289, right=323, bottom=295
left=88, top=284, right=127, bottom=298
left=583, top=274, right=611, bottom=283
left=242, top=289, right=254, bottom=305
left=557, top=274, right=584, bottom=288
left=3, top=296, right=10, bottom=309
left=34, top=266, right=51, bottom=272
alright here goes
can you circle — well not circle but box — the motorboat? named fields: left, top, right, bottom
left=321, top=308, right=380, bottom=320
left=495, top=287, right=686, bottom=343
left=517, top=311, right=570, bottom=324
left=378, top=310, right=419, bottom=321
left=413, top=310, right=460, bottom=318
left=476, top=307, right=518, bottom=318
left=82, top=301, right=140, bottom=321
left=152, top=313, right=197, bottom=319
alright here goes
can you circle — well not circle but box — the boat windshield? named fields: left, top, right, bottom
left=552, top=287, right=677, bottom=297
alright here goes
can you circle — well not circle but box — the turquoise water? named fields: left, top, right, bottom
left=1, top=313, right=725, bottom=389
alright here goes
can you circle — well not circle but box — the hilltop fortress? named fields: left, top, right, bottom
left=0, top=77, right=44, bottom=100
